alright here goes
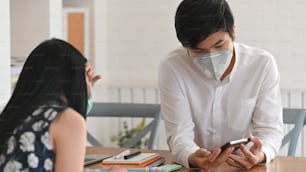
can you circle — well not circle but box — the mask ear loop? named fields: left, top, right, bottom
left=186, top=48, right=195, bottom=58
left=185, top=48, right=190, bottom=59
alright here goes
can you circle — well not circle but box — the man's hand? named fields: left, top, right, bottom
left=226, top=135, right=266, bottom=169
left=188, top=147, right=234, bottom=172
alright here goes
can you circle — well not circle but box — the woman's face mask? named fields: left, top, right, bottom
left=86, top=96, right=94, bottom=115
left=193, top=50, right=232, bottom=80
left=86, top=84, right=94, bottom=115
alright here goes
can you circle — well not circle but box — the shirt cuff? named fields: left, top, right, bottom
left=180, top=146, right=199, bottom=168
left=261, top=145, right=272, bottom=164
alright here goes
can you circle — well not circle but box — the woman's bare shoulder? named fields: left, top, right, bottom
left=50, top=108, right=86, bottom=141
left=49, top=108, right=87, bottom=172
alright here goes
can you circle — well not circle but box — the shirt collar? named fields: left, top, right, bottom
left=227, top=42, right=239, bottom=82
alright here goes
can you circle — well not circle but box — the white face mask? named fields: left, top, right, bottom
left=193, top=50, right=232, bottom=80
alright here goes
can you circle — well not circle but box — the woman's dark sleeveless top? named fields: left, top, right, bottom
left=0, top=103, right=66, bottom=172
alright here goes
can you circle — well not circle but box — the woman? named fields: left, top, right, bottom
left=0, top=39, right=124, bottom=172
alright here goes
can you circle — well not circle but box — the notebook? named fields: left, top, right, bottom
left=100, top=157, right=166, bottom=170
left=102, top=153, right=160, bottom=165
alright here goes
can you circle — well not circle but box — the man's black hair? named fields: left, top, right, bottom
left=175, top=0, right=234, bottom=49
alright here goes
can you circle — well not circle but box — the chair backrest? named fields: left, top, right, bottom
left=281, top=108, right=306, bottom=156
left=87, top=102, right=162, bottom=149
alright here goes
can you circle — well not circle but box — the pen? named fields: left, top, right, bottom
left=124, top=151, right=141, bottom=159
left=114, top=149, right=131, bottom=159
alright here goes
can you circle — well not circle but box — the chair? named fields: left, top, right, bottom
left=281, top=108, right=306, bottom=156
left=87, top=102, right=162, bottom=149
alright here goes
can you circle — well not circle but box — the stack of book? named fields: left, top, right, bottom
left=101, top=152, right=165, bottom=168
left=85, top=150, right=183, bottom=172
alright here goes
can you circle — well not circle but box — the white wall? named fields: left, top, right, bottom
left=0, top=0, right=11, bottom=111
left=10, top=0, right=50, bottom=58
left=94, top=0, right=181, bottom=89
left=49, top=0, right=63, bottom=39
left=229, top=0, right=306, bottom=90
left=90, top=0, right=181, bottom=148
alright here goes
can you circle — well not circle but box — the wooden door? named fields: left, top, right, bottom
left=63, top=8, right=88, bottom=57
left=67, top=12, right=85, bottom=54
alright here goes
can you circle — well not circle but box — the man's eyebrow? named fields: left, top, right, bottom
left=194, top=39, right=225, bottom=51
left=210, top=39, right=224, bottom=48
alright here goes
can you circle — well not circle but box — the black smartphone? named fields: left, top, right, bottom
left=220, top=138, right=250, bottom=152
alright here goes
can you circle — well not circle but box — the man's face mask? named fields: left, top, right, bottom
left=193, top=50, right=232, bottom=80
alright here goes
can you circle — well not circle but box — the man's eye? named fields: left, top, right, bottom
left=215, top=44, right=224, bottom=48
left=194, top=50, right=203, bottom=54
left=189, top=48, right=201, bottom=53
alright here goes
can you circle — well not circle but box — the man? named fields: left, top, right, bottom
left=158, top=0, right=283, bottom=171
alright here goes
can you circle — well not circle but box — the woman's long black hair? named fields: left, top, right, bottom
left=0, top=38, right=88, bottom=152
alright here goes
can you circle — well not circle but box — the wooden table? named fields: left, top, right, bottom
left=86, top=147, right=306, bottom=172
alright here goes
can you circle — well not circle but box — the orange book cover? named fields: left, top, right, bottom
left=101, top=153, right=159, bottom=165
left=101, top=156, right=162, bottom=168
